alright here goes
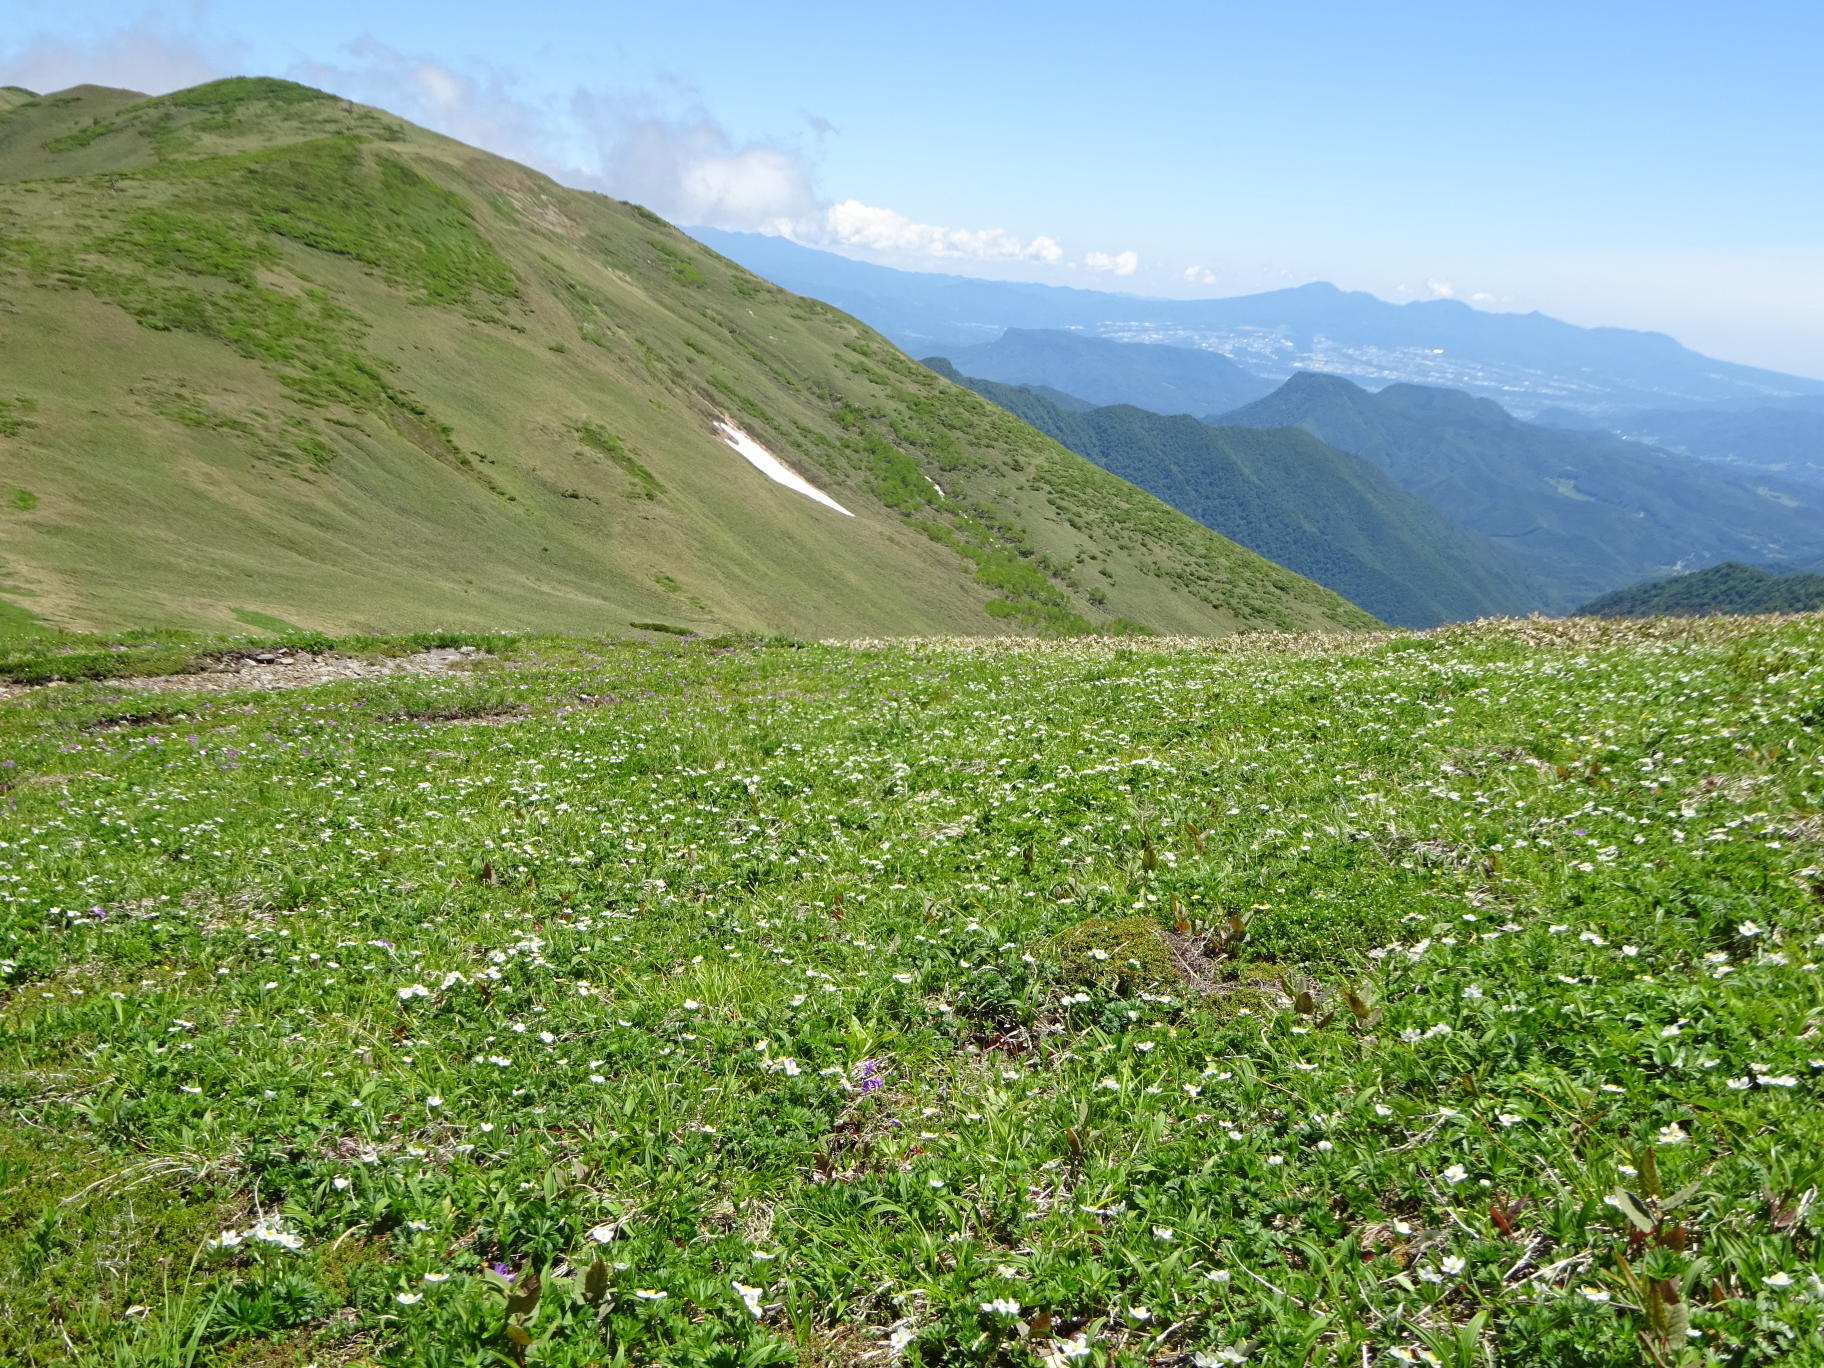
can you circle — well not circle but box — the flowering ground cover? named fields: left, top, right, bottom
left=1, top=617, right=1820, bottom=1366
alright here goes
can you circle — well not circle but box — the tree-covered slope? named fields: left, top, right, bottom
left=933, top=363, right=1539, bottom=627
left=1219, top=374, right=1824, bottom=608
left=0, top=79, right=1375, bottom=638
left=930, top=328, right=1276, bottom=417
left=1578, top=561, right=1824, bottom=617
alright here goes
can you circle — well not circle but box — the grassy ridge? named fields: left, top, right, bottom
left=0, top=79, right=1370, bottom=640
left=1, top=614, right=1821, bottom=1365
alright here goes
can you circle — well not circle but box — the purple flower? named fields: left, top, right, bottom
left=853, top=1059, right=884, bottom=1093
left=1572, top=828, right=1586, bottom=836
left=491, top=1261, right=515, bottom=1280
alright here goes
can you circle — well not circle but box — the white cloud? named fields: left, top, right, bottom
left=0, top=17, right=237, bottom=95
left=1184, top=264, right=1218, bottom=285
left=819, top=201, right=1063, bottom=263
left=1085, top=250, right=1140, bottom=276
left=291, top=40, right=552, bottom=172
left=1426, top=278, right=1457, bottom=298
left=571, top=86, right=821, bottom=232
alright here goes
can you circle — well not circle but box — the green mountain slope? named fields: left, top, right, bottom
left=933, top=363, right=1539, bottom=627
left=0, top=79, right=1374, bottom=638
left=1578, top=562, right=1824, bottom=618
left=1219, top=374, right=1824, bottom=608
left=932, top=328, right=1276, bottom=416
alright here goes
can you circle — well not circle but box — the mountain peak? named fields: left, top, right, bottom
left=1276, top=370, right=1370, bottom=400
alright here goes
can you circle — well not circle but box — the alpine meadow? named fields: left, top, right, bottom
left=1, top=10, right=1823, bottom=1368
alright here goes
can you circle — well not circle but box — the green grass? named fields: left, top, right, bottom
left=2, top=613, right=1821, bottom=1366
left=232, top=608, right=307, bottom=634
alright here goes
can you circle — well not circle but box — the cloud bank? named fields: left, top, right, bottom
left=0, top=17, right=236, bottom=95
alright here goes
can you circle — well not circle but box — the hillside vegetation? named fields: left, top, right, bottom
left=2, top=616, right=1821, bottom=1366
left=1579, top=562, right=1824, bottom=618
left=934, top=363, right=1539, bottom=627
left=0, top=79, right=1371, bottom=639
left=1219, top=375, right=1824, bottom=608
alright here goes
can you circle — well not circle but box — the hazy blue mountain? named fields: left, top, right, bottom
left=1217, top=374, right=1824, bottom=607
left=693, top=228, right=1824, bottom=416
left=930, top=360, right=1540, bottom=627
left=1609, top=407, right=1824, bottom=490
left=1579, top=562, right=1824, bottom=618
left=930, top=329, right=1275, bottom=416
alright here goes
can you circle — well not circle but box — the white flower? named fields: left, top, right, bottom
left=586, top=1222, right=620, bottom=1243
left=1441, top=1255, right=1466, bottom=1275
left=1738, top=921, right=1764, bottom=938
left=397, top=983, right=430, bottom=1001
left=332, top=1176, right=351, bottom=1191
left=1767, top=1272, right=1794, bottom=1289
left=1442, top=1164, right=1469, bottom=1184
left=1204, top=1268, right=1231, bottom=1283
left=395, top=1291, right=423, bottom=1305
left=1579, top=1285, right=1611, bottom=1303
left=426, top=1095, right=443, bottom=1108
left=634, top=1288, right=667, bottom=1300
left=423, top=1272, right=451, bottom=1283
left=1056, top=1334, right=1092, bottom=1360
left=1153, top=1226, right=1175, bottom=1241
left=888, top=1323, right=918, bottom=1352
left=1126, top=1305, right=1152, bottom=1323
left=980, top=1297, right=1021, bottom=1316
left=733, top=1280, right=764, bottom=1318
left=1656, top=1123, right=1688, bottom=1145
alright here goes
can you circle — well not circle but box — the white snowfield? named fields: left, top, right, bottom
left=714, top=420, right=853, bottom=516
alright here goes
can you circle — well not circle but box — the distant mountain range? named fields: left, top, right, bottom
left=695, top=229, right=1824, bottom=416
left=1579, top=562, right=1824, bottom=618
left=931, top=329, right=1275, bottom=417
left=1539, top=400, right=1824, bottom=492
left=929, top=361, right=1538, bottom=627
left=1215, top=374, right=1824, bottom=608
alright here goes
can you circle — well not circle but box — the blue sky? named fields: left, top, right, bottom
left=6, top=1, right=1822, bottom=375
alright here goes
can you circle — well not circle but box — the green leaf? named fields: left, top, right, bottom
left=1607, top=1189, right=1656, bottom=1234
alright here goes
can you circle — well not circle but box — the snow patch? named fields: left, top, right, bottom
left=714, top=420, right=853, bottom=516
left=926, top=475, right=946, bottom=498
